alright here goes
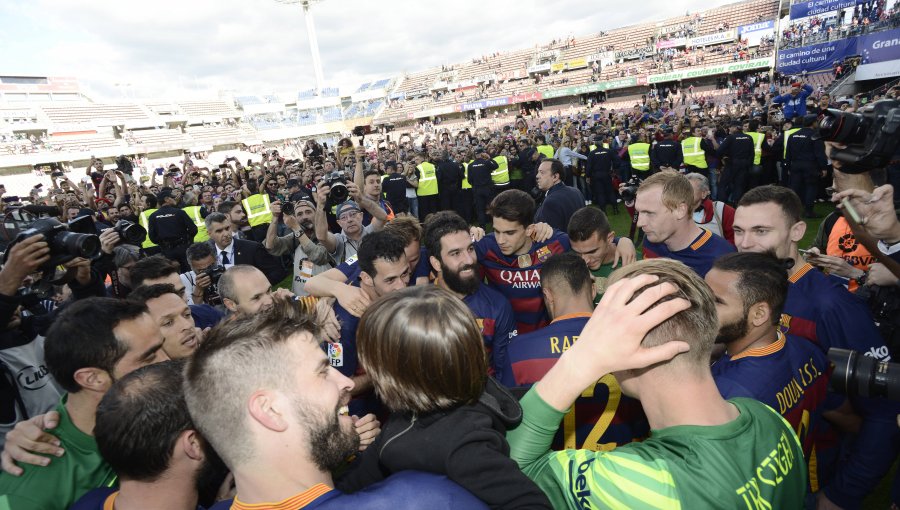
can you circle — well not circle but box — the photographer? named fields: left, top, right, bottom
left=314, top=181, right=386, bottom=265
left=179, top=242, right=221, bottom=306
left=0, top=234, right=105, bottom=450
left=265, top=198, right=330, bottom=296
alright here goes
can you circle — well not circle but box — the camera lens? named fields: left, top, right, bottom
left=829, top=348, right=900, bottom=401
left=818, top=109, right=868, bottom=145
left=115, top=220, right=146, bottom=245
left=329, top=183, right=349, bottom=204
left=281, top=202, right=295, bottom=216
left=53, top=231, right=101, bottom=259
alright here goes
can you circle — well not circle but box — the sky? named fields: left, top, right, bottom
left=0, top=0, right=740, bottom=101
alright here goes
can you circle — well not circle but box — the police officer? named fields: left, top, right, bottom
left=785, top=115, right=828, bottom=218
left=467, top=148, right=499, bottom=226
left=715, top=121, right=755, bottom=205
left=650, top=128, right=683, bottom=172
left=586, top=134, right=620, bottom=214
left=743, top=119, right=765, bottom=189
left=435, top=149, right=463, bottom=213
left=148, top=188, right=197, bottom=272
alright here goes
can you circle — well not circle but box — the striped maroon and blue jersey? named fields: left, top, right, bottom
left=712, top=332, right=830, bottom=490
left=501, top=313, right=649, bottom=451
left=475, top=230, right=570, bottom=334
left=459, top=281, right=517, bottom=381
left=642, top=229, right=735, bottom=277
left=781, top=263, right=889, bottom=361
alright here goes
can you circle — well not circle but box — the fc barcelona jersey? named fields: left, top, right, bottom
left=502, top=313, right=649, bottom=451
left=475, top=230, right=570, bottom=334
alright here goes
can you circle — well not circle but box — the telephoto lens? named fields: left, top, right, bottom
left=828, top=348, right=900, bottom=401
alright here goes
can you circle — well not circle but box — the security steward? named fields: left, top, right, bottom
left=467, top=148, right=499, bottom=226
left=681, top=126, right=717, bottom=180
left=785, top=115, right=828, bottom=218
left=715, top=121, right=755, bottom=205
left=650, top=127, right=683, bottom=172
left=148, top=188, right=197, bottom=272
left=586, top=134, right=620, bottom=214
left=623, top=133, right=652, bottom=179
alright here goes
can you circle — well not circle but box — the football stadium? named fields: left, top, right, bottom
left=1, top=0, right=900, bottom=508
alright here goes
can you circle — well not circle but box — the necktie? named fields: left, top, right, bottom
left=222, top=251, right=230, bottom=265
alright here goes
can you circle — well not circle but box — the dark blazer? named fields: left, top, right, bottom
left=209, top=238, right=288, bottom=285
left=534, top=182, right=586, bottom=232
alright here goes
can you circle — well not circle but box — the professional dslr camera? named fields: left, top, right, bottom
left=1, top=215, right=99, bottom=276
left=200, top=264, right=226, bottom=306
left=828, top=348, right=900, bottom=401
left=818, top=99, right=900, bottom=173
left=619, top=175, right=643, bottom=203
left=113, top=219, right=146, bottom=245
left=323, top=171, right=349, bottom=206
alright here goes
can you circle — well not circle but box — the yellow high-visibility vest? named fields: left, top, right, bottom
left=627, top=143, right=651, bottom=172
left=681, top=137, right=708, bottom=169
left=139, top=208, right=157, bottom=248
left=416, top=162, right=438, bottom=196
left=242, top=194, right=272, bottom=227
left=182, top=205, right=209, bottom=242
left=747, top=131, right=764, bottom=165
left=536, top=144, right=554, bottom=159
left=461, top=161, right=472, bottom=190
left=491, top=156, right=510, bottom=185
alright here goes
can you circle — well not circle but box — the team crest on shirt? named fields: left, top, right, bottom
left=476, top=318, right=485, bottom=333
left=536, top=246, right=553, bottom=263
left=517, top=254, right=532, bottom=268
left=779, top=313, right=791, bottom=335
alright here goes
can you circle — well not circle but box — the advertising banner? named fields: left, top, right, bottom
left=738, top=20, right=776, bottom=46
left=657, top=38, right=688, bottom=50
left=776, top=38, right=858, bottom=74
left=856, top=28, right=900, bottom=79
left=688, top=30, right=736, bottom=47
left=615, top=46, right=654, bottom=60
left=790, top=0, right=862, bottom=19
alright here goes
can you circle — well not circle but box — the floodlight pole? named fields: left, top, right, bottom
left=274, top=0, right=326, bottom=94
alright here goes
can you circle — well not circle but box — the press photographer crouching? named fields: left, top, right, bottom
left=0, top=225, right=106, bottom=450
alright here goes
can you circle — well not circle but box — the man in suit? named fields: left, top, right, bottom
left=204, top=212, right=287, bottom=285
left=533, top=158, right=585, bottom=232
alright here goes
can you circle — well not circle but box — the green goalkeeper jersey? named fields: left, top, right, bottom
left=509, top=388, right=806, bottom=510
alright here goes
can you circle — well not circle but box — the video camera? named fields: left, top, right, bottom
left=828, top=348, right=900, bottom=401
left=323, top=171, right=348, bottom=206
left=818, top=99, right=900, bottom=174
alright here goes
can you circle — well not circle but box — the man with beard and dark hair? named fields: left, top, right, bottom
left=185, top=301, right=486, bottom=509
left=265, top=198, right=331, bottom=296
left=706, top=252, right=828, bottom=490
left=423, top=212, right=516, bottom=379
left=70, top=360, right=225, bottom=510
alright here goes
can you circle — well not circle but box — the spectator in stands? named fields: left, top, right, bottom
left=771, top=81, right=814, bottom=121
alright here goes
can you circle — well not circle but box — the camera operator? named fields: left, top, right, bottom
left=0, top=235, right=105, bottom=450
left=265, top=198, right=330, bottom=297
left=90, top=227, right=140, bottom=299
left=179, top=242, right=221, bottom=306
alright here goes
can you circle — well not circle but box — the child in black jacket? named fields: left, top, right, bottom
left=336, top=286, right=551, bottom=509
